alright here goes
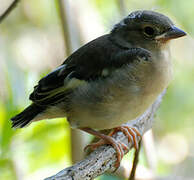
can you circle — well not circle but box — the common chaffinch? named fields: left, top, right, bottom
left=11, top=10, right=186, bottom=168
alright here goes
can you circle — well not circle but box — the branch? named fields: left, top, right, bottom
left=57, top=0, right=72, bottom=56
left=45, top=90, right=166, bottom=180
left=0, top=0, right=19, bottom=23
left=128, top=139, right=142, bottom=180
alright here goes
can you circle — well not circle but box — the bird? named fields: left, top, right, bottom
left=11, top=10, right=186, bottom=168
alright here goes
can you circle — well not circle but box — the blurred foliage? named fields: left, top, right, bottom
left=0, top=0, right=193, bottom=179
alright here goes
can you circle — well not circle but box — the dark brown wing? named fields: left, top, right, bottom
left=29, top=34, right=119, bottom=105
left=29, top=34, right=151, bottom=106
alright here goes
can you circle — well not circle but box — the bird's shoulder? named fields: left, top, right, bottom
left=63, top=34, right=123, bottom=71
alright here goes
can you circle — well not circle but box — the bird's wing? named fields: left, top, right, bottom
left=30, top=35, right=116, bottom=106
left=30, top=35, right=151, bottom=106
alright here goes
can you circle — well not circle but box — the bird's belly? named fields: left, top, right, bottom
left=68, top=92, right=158, bottom=130
left=67, top=60, right=172, bottom=130
left=67, top=82, right=159, bottom=130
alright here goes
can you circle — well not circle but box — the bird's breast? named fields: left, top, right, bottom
left=142, top=48, right=173, bottom=94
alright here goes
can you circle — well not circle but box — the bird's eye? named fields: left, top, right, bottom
left=143, top=26, right=155, bottom=37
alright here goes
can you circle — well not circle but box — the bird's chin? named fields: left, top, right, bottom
left=156, top=39, right=171, bottom=47
left=152, top=38, right=171, bottom=50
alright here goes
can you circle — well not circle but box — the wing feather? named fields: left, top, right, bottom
left=29, top=35, right=145, bottom=106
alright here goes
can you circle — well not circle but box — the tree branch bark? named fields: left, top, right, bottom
left=44, top=90, right=166, bottom=180
left=0, top=0, right=19, bottom=23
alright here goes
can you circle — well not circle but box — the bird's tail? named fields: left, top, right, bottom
left=11, top=104, right=45, bottom=128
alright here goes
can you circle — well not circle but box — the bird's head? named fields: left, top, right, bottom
left=111, top=10, right=186, bottom=51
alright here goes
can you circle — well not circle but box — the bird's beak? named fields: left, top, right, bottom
left=155, top=26, right=186, bottom=41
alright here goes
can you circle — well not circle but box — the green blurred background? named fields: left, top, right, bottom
left=0, top=0, right=193, bottom=179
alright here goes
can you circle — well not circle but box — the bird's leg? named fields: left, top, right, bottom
left=80, top=126, right=141, bottom=169
left=80, top=127, right=128, bottom=168
left=84, top=139, right=104, bottom=151
left=84, top=129, right=121, bottom=151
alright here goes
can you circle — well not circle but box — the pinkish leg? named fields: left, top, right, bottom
left=80, top=128, right=127, bottom=168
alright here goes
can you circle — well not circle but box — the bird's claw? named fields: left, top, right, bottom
left=83, top=126, right=141, bottom=170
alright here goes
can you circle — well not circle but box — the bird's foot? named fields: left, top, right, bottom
left=110, top=126, right=141, bottom=150
left=81, top=128, right=129, bottom=169
left=80, top=126, right=141, bottom=169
